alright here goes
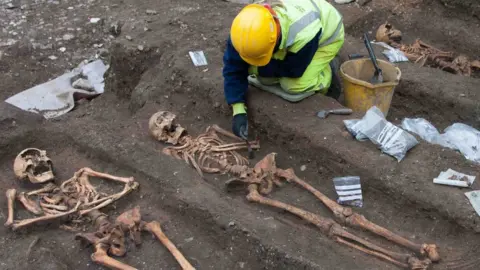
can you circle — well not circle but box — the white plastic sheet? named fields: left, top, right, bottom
left=372, top=42, right=409, bottom=63
left=5, top=60, right=108, bottom=119
left=402, top=118, right=480, bottom=164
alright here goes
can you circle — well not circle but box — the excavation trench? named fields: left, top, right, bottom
left=0, top=131, right=333, bottom=270
left=95, top=44, right=480, bottom=269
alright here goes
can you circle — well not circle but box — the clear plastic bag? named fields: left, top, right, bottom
left=402, top=118, right=480, bottom=163
left=443, top=123, right=480, bottom=163
left=343, top=119, right=369, bottom=141
left=345, top=107, right=418, bottom=161
left=401, top=118, right=455, bottom=148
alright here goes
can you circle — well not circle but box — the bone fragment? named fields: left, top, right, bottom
left=91, top=243, right=137, bottom=270
left=17, top=193, right=43, bottom=215
left=143, top=221, right=196, bottom=270
left=80, top=182, right=139, bottom=215
left=27, top=183, right=57, bottom=196
left=5, top=189, right=16, bottom=227
left=40, top=202, right=68, bottom=211
left=11, top=201, right=80, bottom=231
left=82, top=167, right=135, bottom=184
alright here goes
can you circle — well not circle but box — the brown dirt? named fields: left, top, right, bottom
left=1, top=0, right=480, bottom=270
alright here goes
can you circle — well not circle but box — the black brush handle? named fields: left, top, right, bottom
left=363, top=33, right=382, bottom=74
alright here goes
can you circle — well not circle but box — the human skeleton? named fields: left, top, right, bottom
left=150, top=111, right=440, bottom=270
left=5, top=149, right=194, bottom=270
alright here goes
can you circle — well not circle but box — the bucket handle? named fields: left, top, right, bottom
left=394, top=67, right=402, bottom=83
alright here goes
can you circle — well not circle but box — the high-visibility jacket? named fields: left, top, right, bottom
left=223, top=0, right=344, bottom=107
left=272, top=0, right=344, bottom=60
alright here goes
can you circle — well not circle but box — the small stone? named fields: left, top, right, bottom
left=300, top=165, right=307, bottom=172
left=460, top=93, right=466, bottom=97
left=357, top=0, right=372, bottom=6
left=143, top=27, right=150, bottom=32
left=228, top=221, right=235, bottom=227
left=109, top=21, right=123, bottom=37
left=184, top=237, right=194, bottom=243
left=239, top=262, right=245, bottom=269
left=146, top=9, right=158, bottom=15
left=62, top=33, right=75, bottom=41
left=89, top=18, right=101, bottom=24
left=125, top=35, right=133, bottom=41
left=137, top=45, right=144, bottom=51
left=48, top=55, right=58, bottom=60
left=97, top=48, right=109, bottom=57
left=59, top=47, right=66, bottom=52
left=213, top=102, right=220, bottom=108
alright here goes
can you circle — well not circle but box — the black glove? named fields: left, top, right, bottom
left=232, top=113, right=248, bottom=140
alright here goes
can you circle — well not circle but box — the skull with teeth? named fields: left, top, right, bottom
left=13, top=148, right=54, bottom=184
left=148, top=111, right=187, bottom=145
left=376, top=22, right=402, bottom=45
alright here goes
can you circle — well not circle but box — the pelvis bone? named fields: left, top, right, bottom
left=14, top=148, right=54, bottom=184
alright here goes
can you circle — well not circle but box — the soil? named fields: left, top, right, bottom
left=1, top=0, right=480, bottom=270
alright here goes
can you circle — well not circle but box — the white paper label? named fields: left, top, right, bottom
left=189, top=51, right=208, bottom=66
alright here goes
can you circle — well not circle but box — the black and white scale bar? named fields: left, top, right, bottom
left=333, top=176, right=363, bottom=205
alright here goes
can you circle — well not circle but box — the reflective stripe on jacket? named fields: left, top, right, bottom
left=273, top=0, right=343, bottom=60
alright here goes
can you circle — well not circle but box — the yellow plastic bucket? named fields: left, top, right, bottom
left=340, top=59, right=401, bottom=117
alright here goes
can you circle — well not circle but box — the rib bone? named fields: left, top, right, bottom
left=11, top=201, right=80, bottom=231
left=17, top=193, right=43, bottom=215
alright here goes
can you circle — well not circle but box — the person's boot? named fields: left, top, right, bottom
left=327, top=56, right=342, bottom=100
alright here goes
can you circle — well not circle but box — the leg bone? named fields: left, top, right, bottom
left=279, top=169, right=440, bottom=262
left=91, top=243, right=137, bottom=270
left=246, top=184, right=430, bottom=269
left=4, top=189, right=16, bottom=227
left=143, top=221, right=196, bottom=270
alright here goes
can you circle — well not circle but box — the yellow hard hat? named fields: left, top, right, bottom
left=230, top=4, right=278, bottom=67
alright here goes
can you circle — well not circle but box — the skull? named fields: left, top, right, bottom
left=376, top=22, right=402, bottom=44
left=13, top=148, right=54, bottom=184
left=148, top=111, right=186, bottom=145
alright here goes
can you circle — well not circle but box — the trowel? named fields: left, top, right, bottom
left=317, top=108, right=353, bottom=119
left=363, top=33, right=384, bottom=84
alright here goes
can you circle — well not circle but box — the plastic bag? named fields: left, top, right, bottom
left=401, top=118, right=455, bottom=148
left=402, top=118, right=480, bottom=163
left=345, top=107, right=418, bottom=161
left=443, top=123, right=480, bottom=163
left=343, top=119, right=368, bottom=141
left=372, top=42, right=409, bottom=63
